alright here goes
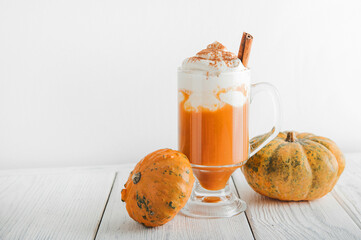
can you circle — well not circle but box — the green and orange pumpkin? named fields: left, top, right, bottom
left=121, top=149, right=195, bottom=227
left=243, top=131, right=345, bottom=201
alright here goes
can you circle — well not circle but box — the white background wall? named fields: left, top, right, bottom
left=0, top=0, right=360, bottom=169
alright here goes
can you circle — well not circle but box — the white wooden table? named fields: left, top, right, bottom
left=1, top=153, right=361, bottom=240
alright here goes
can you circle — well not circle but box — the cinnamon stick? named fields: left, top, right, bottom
left=238, top=32, right=247, bottom=61
left=238, top=32, right=253, bottom=68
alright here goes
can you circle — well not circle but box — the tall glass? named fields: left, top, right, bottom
left=178, top=68, right=281, bottom=218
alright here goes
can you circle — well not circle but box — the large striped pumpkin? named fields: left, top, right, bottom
left=243, top=131, right=345, bottom=201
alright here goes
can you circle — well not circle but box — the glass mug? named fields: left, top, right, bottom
left=178, top=68, right=281, bottom=218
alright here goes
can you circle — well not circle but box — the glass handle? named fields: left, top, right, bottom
left=248, top=82, right=282, bottom=158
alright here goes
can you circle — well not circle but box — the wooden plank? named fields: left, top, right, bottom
left=0, top=169, right=116, bottom=240
left=232, top=167, right=361, bottom=240
left=96, top=167, right=254, bottom=240
left=333, top=153, right=361, bottom=228
left=0, top=163, right=135, bottom=176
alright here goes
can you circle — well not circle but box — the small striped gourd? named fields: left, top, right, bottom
left=121, top=149, right=195, bottom=227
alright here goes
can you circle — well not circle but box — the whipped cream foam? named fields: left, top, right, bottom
left=181, top=41, right=246, bottom=73
left=178, top=41, right=250, bottom=111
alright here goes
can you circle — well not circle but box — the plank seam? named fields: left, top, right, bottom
left=231, top=175, right=256, bottom=240
left=332, top=189, right=361, bottom=229
left=93, top=172, right=118, bottom=240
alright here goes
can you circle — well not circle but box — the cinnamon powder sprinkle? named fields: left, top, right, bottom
left=186, top=41, right=238, bottom=68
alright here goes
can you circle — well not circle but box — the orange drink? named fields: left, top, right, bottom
left=179, top=41, right=281, bottom=218
left=179, top=86, right=249, bottom=190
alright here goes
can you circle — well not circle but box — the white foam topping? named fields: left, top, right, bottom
left=178, top=41, right=250, bottom=111
left=181, top=41, right=246, bottom=73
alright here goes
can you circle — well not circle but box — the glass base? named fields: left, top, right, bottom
left=181, top=180, right=247, bottom=218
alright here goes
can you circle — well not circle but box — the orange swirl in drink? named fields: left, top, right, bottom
left=178, top=86, right=249, bottom=190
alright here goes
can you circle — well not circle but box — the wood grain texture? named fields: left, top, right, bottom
left=232, top=166, right=361, bottom=240
left=0, top=169, right=116, bottom=240
left=333, top=153, right=361, bottom=229
left=1, top=153, right=361, bottom=240
left=95, top=167, right=254, bottom=240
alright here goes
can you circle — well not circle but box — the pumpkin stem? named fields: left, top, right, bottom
left=285, top=132, right=297, bottom=142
